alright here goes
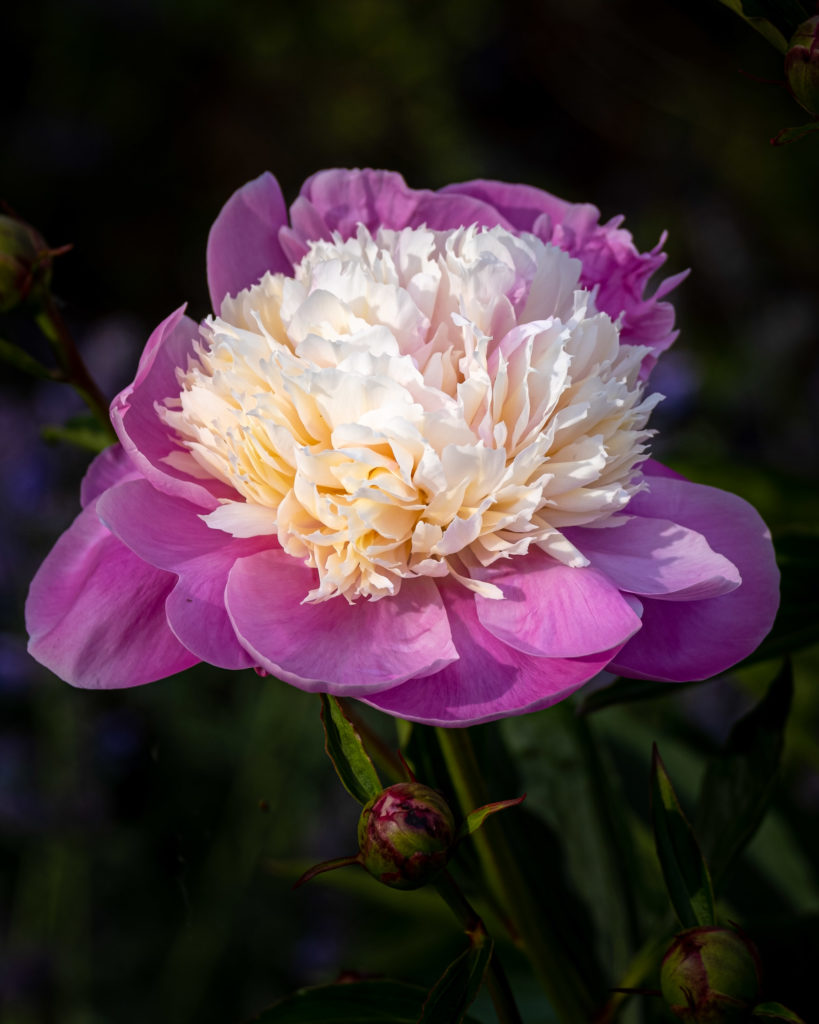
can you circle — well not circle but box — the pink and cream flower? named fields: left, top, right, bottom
left=26, top=170, right=779, bottom=726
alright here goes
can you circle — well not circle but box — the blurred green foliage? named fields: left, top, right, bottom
left=2, top=0, right=818, bottom=1021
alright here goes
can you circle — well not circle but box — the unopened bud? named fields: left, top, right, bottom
left=785, top=17, right=819, bottom=116
left=357, top=782, right=455, bottom=890
left=661, top=925, right=762, bottom=1023
left=0, top=214, right=55, bottom=313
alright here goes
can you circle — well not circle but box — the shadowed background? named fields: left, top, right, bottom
left=2, top=1, right=818, bottom=1022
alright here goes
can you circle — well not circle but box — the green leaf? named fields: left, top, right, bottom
left=577, top=676, right=703, bottom=714
left=696, top=661, right=793, bottom=883
left=454, top=796, right=525, bottom=844
left=251, top=978, right=429, bottom=1023
left=0, top=336, right=56, bottom=379
left=41, top=415, right=116, bottom=452
left=320, top=694, right=382, bottom=806
left=418, top=940, right=493, bottom=1024
left=717, top=0, right=812, bottom=52
left=771, top=120, right=819, bottom=145
left=751, top=1002, right=807, bottom=1022
left=651, top=744, right=715, bottom=929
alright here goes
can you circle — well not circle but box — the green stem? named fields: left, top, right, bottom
left=35, top=297, right=116, bottom=440
left=436, top=726, right=595, bottom=1024
left=434, top=870, right=523, bottom=1024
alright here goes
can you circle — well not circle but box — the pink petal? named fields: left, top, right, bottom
left=110, top=306, right=233, bottom=510
left=98, top=479, right=268, bottom=670
left=206, top=171, right=291, bottom=308
left=361, top=584, right=619, bottom=726
left=80, top=444, right=140, bottom=508
left=563, top=517, right=741, bottom=601
left=473, top=552, right=642, bottom=657
left=225, top=550, right=458, bottom=693
left=438, top=179, right=576, bottom=231
left=291, top=168, right=513, bottom=243
left=609, top=474, right=779, bottom=681
left=26, top=503, right=198, bottom=688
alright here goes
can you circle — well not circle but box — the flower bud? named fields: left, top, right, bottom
left=661, top=925, right=762, bottom=1023
left=356, top=782, right=455, bottom=890
left=0, top=214, right=54, bottom=313
left=785, top=17, right=819, bottom=116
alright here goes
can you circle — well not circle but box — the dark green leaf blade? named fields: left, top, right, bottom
left=651, top=744, right=715, bottom=928
left=0, top=336, right=56, bottom=378
left=751, top=1002, right=807, bottom=1022
left=251, top=978, right=427, bottom=1023
left=418, top=940, right=493, bottom=1024
left=320, top=694, right=382, bottom=805
left=696, top=661, right=793, bottom=883
left=771, top=121, right=819, bottom=145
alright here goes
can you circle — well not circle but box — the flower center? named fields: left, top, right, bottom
left=161, top=225, right=660, bottom=602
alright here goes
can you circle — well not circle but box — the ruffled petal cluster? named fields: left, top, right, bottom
left=26, top=170, right=779, bottom=726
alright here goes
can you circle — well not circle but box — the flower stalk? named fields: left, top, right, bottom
left=435, top=726, right=595, bottom=1024
left=433, top=869, right=524, bottom=1024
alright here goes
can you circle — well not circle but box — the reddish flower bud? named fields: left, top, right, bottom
left=0, top=214, right=54, bottom=313
left=785, top=17, right=819, bottom=116
left=357, top=782, right=455, bottom=890
left=661, top=925, right=762, bottom=1023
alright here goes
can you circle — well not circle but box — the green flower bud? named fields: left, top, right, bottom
left=785, top=17, right=819, bottom=116
left=661, top=926, right=762, bottom=1023
left=357, top=782, right=455, bottom=890
left=0, top=214, right=54, bottom=313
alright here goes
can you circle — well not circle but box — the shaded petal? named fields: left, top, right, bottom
left=110, top=306, right=233, bottom=510
left=80, top=444, right=140, bottom=508
left=609, top=473, right=779, bottom=681
left=98, top=479, right=269, bottom=670
left=474, top=552, right=642, bottom=657
left=225, top=551, right=458, bottom=693
left=293, top=168, right=514, bottom=241
left=26, top=504, right=198, bottom=688
left=206, top=171, right=291, bottom=308
left=564, top=517, right=741, bottom=601
left=361, top=584, right=618, bottom=726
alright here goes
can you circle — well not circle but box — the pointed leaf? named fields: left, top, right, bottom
left=251, top=978, right=428, bottom=1023
left=751, top=1003, right=807, bottom=1022
left=418, top=940, right=493, bottom=1024
left=771, top=121, right=819, bottom=145
left=651, top=745, right=715, bottom=928
left=696, top=661, right=793, bottom=883
left=0, top=337, right=56, bottom=378
left=41, top=415, right=116, bottom=452
left=320, top=694, right=382, bottom=806
left=455, top=796, right=525, bottom=844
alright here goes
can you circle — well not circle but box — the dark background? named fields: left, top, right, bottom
left=2, top=1, right=818, bottom=1022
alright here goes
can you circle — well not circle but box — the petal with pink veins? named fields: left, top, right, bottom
left=98, top=479, right=269, bottom=669
left=563, top=517, right=741, bottom=601
left=361, top=584, right=621, bottom=726
left=206, top=171, right=291, bottom=309
left=609, top=473, right=779, bottom=681
left=225, top=551, right=458, bottom=693
left=473, top=552, right=643, bottom=657
left=110, top=306, right=233, bottom=510
left=26, top=503, right=198, bottom=688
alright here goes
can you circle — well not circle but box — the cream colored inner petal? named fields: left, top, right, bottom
left=160, top=224, right=660, bottom=602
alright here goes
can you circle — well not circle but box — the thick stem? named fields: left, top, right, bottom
left=434, top=870, right=523, bottom=1024
left=436, top=726, right=595, bottom=1024
left=36, top=298, right=116, bottom=439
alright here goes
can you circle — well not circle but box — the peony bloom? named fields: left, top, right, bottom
left=26, top=170, right=779, bottom=726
